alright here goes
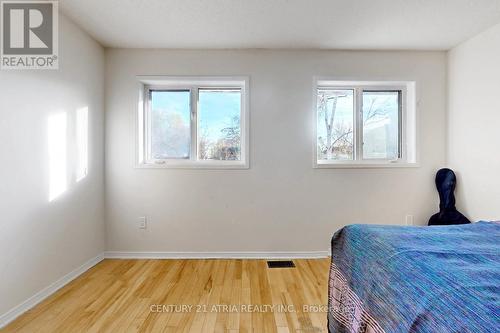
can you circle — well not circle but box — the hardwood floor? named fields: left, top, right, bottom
left=3, top=259, right=331, bottom=332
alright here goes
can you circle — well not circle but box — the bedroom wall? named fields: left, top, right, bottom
left=448, top=23, right=500, bottom=222
left=105, top=49, right=447, bottom=253
left=0, top=15, right=105, bottom=320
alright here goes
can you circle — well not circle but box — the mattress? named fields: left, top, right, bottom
left=328, top=221, right=500, bottom=333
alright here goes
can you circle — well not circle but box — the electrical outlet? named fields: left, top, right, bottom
left=405, top=214, right=414, bottom=226
left=138, top=216, right=147, bottom=229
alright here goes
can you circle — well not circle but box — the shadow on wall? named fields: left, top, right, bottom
left=48, top=107, right=88, bottom=202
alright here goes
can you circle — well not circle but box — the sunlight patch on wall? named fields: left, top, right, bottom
left=48, top=112, right=67, bottom=202
left=76, top=107, right=88, bottom=182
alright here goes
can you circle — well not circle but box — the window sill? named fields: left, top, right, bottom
left=314, top=161, right=419, bottom=169
left=135, top=161, right=249, bottom=170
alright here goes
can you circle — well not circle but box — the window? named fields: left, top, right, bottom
left=150, top=90, right=191, bottom=159
left=138, top=77, right=248, bottom=168
left=316, top=89, right=355, bottom=160
left=362, top=91, right=400, bottom=160
left=314, top=80, right=416, bottom=167
left=198, top=89, right=242, bottom=161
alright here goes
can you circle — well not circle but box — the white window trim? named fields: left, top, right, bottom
left=313, top=79, right=418, bottom=168
left=136, top=76, right=250, bottom=169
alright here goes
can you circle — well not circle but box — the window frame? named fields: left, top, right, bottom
left=137, top=76, right=249, bottom=169
left=313, top=79, right=417, bottom=168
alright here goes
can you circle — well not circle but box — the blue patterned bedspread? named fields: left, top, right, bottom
left=328, top=221, right=500, bottom=333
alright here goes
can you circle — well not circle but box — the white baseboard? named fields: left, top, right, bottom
left=104, top=251, right=329, bottom=259
left=0, top=253, right=104, bottom=329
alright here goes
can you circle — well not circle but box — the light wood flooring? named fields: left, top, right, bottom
left=3, top=258, right=330, bottom=333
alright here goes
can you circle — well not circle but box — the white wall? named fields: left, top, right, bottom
left=0, top=15, right=105, bottom=317
left=105, top=49, right=447, bottom=253
left=448, top=23, right=500, bottom=222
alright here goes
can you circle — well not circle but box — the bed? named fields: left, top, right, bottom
left=328, top=221, right=500, bottom=333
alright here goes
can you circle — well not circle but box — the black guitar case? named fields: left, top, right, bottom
left=428, top=168, right=471, bottom=226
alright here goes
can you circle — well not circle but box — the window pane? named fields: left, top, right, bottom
left=198, top=89, right=241, bottom=161
left=362, top=91, right=400, bottom=160
left=150, top=90, right=191, bottom=159
left=317, top=89, right=354, bottom=160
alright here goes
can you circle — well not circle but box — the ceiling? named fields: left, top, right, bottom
left=60, top=0, right=500, bottom=50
